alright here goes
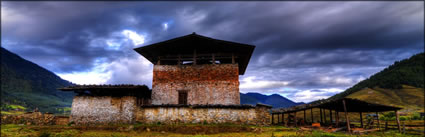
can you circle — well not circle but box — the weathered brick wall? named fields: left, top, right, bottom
left=70, top=96, right=136, bottom=125
left=135, top=105, right=271, bottom=125
left=152, top=64, right=240, bottom=105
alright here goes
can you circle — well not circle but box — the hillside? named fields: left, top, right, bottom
left=346, top=85, right=424, bottom=112
left=329, top=52, right=424, bottom=111
left=1, top=47, right=74, bottom=114
left=240, top=93, right=304, bottom=108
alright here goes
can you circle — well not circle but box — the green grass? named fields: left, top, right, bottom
left=1, top=124, right=423, bottom=137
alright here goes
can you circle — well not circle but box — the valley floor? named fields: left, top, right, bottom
left=1, top=124, right=423, bottom=137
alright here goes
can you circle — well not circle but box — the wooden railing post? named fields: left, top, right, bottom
left=376, top=112, right=380, bottom=130
left=360, top=112, right=363, bottom=128
left=395, top=110, right=401, bottom=133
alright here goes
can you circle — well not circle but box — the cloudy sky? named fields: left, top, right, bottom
left=2, top=2, right=423, bottom=103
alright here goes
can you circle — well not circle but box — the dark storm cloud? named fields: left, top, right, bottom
left=2, top=2, right=423, bottom=73
left=2, top=2, right=423, bottom=102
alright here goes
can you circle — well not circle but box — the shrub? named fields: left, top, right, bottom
left=411, top=113, right=421, bottom=120
left=67, top=121, right=75, bottom=126
left=38, top=131, right=51, bottom=137
left=399, top=116, right=407, bottom=121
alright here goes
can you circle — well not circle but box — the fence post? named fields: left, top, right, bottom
left=385, top=120, right=388, bottom=130
left=402, top=121, right=405, bottom=134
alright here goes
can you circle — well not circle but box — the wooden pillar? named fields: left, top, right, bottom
left=360, top=112, right=363, bottom=128
left=320, top=108, right=323, bottom=124
left=343, top=99, right=351, bottom=133
left=285, top=113, right=288, bottom=127
left=336, top=111, right=339, bottom=127
left=212, top=53, right=215, bottom=64
left=271, top=113, right=274, bottom=124
left=376, top=112, right=380, bottom=130
left=324, top=109, right=327, bottom=124
left=329, top=109, right=333, bottom=125
left=277, top=113, right=280, bottom=124
left=304, top=110, right=306, bottom=125
left=231, top=53, right=235, bottom=64
left=310, top=108, right=314, bottom=123
left=193, top=50, right=197, bottom=65
left=283, top=113, right=285, bottom=125
left=294, top=112, right=297, bottom=127
left=395, top=110, right=401, bottom=133
left=177, top=55, right=181, bottom=66
left=157, top=57, right=161, bottom=65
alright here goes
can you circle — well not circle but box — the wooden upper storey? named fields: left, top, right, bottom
left=134, top=33, right=255, bottom=75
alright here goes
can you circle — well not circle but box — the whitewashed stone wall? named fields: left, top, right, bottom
left=135, top=105, right=271, bottom=125
left=70, top=96, right=136, bottom=125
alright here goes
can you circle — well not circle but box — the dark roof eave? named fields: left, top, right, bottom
left=272, top=98, right=402, bottom=114
left=133, top=33, right=255, bottom=75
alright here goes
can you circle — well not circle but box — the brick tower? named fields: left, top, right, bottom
left=134, top=33, right=255, bottom=105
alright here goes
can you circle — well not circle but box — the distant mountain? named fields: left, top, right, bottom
left=240, top=93, right=304, bottom=108
left=329, top=52, right=424, bottom=112
left=1, top=47, right=74, bottom=113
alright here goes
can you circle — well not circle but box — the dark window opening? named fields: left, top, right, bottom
left=178, top=90, right=188, bottom=105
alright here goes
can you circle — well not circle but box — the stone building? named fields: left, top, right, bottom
left=60, top=33, right=271, bottom=125
left=134, top=32, right=255, bottom=105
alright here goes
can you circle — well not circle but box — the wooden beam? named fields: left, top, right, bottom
left=376, top=112, right=380, bottom=130
left=360, top=112, right=363, bottom=128
left=343, top=99, right=351, bottom=133
left=283, top=113, right=285, bottom=126
left=395, top=110, right=401, bottom=133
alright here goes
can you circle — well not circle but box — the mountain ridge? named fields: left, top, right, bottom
left=328, top=52, right=424, bottom=112
left=240, top=92, right=304, bottom=108
left=1, top=47, right=74, bottom=113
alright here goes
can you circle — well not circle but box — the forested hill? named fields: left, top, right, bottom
left=330, top=52, right=424, bottom=100
left=1, top=47, right=74, bottom=113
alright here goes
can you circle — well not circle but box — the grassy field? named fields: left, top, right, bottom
left=1, top=124, right=423, bottom=137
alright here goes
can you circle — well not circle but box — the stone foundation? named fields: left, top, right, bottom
left=69, top=96, right=136, bottom=125
left=135, top=104, right=271, bottom=125
left=1, top=112, right=65, bottom=125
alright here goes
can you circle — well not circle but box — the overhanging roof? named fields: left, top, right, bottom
left=134, top=33, right=255, bottom=75
left=58, top=84, right=149, bottom=91
left=272, top=98, right=402, bottom=114
left=58, top=84, right=151, bottom=97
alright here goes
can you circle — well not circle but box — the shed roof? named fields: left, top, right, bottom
left=58, top=84, right=149, bottom=91
left=134, top=33, right=255, bottom=75
left=272, top=98, right=402, bottom=114
left=58, top=84, right=151, bottom=97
